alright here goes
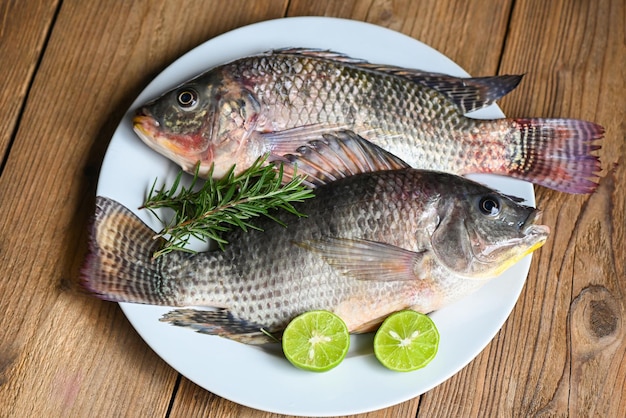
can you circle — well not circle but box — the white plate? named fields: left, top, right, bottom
left=97, top=17, right=534, bottom=417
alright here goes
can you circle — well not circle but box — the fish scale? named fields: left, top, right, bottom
left=134, top=48, right=603, bottom=193
left=225, top=52, right=523, bottom=176
left=179, top=170, right=430, bottom=329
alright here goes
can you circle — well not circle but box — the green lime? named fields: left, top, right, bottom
left=373, top=310, right=439, bottom=372
left=282, top=310, right=350, bottom=372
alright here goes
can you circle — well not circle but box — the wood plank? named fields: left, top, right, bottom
left=0, top=0, right=59, bottom=164
left=286, top=0, right=514, bottom=76
left=418, top=0, right=626, bottom=416
left=0, top=1, right=288, bottom=416
left=170, top=378, right=418, bottom=417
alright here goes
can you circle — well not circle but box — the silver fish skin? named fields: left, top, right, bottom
left=133, top=48, right=603, bottom=194
left=82, top=136, right=549, bottom=344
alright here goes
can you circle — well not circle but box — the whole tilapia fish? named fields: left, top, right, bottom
left=82, top=133, right=549, bottom=344
left=133, top=48, right=603, bottom=194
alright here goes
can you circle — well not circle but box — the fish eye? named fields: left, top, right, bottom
left=176, top=89, right=198, bottom=109
left=479, top=195, right=501, bottom=216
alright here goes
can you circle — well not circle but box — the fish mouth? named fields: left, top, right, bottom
left=521, top=209, right=551, bottom=238
left=131, top=110, right=212, bottom=176
left=516, top=209, right=550, bottom=261
left=132, top=108, right=159, bottom=139
left=131, top=110, right=197, bottom=172
left=132, top=109, right=177, bottom=153
left=464, top=208, right=550, bottom=277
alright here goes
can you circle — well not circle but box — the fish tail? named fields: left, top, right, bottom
left=80, top=196, right=183, bottom=305
left=506, top=118, right=604, bottom=194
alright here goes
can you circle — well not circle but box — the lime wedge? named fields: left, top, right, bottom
left=374, top=310, right=439, bottom=372
left=282, top=310, right=350, bottom=372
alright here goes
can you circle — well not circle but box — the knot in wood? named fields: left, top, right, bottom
left=571, top=285, right=622, bottom=351
left=589, top=300, right=617, bottom=338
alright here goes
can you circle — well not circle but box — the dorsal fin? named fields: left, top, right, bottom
left=274, top=130, right=409, bottom=187
left=270, top=48, right=523, bottom=114
left=395, top=72, right=523, bottom=114
left=271, top=47, right=371, bottom=65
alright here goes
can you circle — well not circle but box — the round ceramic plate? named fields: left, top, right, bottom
left=97, top=17, right=534, bottom=417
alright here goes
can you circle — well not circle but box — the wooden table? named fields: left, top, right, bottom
left=1, top=1, right=624, bottom=417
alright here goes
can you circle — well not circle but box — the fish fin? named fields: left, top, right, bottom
left=504, top=194, right=527, bottom=203
left=263, top=123, right=356, bottom=156
left=275, top=130, right=409, bottom=187
left=271, top=48, right=523, bottom=113
left=401, top=73, right=524, bottom=114
left=271, top=47, right=370, bottom=65
left=160, top=308, right=278, bottom=345
left=80, top=196, right=185, bottom=305
left=296, top=237, right=428, bottom=281
left=504, top=118, right=604, bottom=194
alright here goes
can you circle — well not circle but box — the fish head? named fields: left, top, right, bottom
left=133, top=76, right=219, bottom=175
left=132, top=73, right=263, bottom=178
left=429, top=182, right=550, bottom=279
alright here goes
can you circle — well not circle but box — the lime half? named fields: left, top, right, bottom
left=282, top=310, right=350, bottom=372
left=374, top=310, right=439, bottom=372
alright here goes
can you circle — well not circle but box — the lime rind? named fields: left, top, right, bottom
left=282, top=310, right=350, bottom=372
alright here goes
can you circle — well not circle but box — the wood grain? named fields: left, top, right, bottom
left=169, top=376, right=419, bottom=418
left=0, top=0, right=623, bottom=417
left=419, top=0, right=626, bottom=416
left=0, top=1, right=288, bottom=416
left=0, top=0, right=59, bottom=164
left=287, top=0, right=514, bottom=76
left=499, top=0, right=625, bottom=415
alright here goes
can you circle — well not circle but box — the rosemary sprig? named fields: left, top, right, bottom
left=141, top=156, right=314, bottom=258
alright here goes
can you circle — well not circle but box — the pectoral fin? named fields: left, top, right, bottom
left=274, top=130, right=409, bottom=187
left=297, top=237, right=429, bottom=282
left=263, top=123, right=353, bottom=155
left=160, top=309, right=279, bottom=345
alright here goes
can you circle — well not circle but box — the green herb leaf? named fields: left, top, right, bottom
left=141, top=155, right=314, bottom=257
